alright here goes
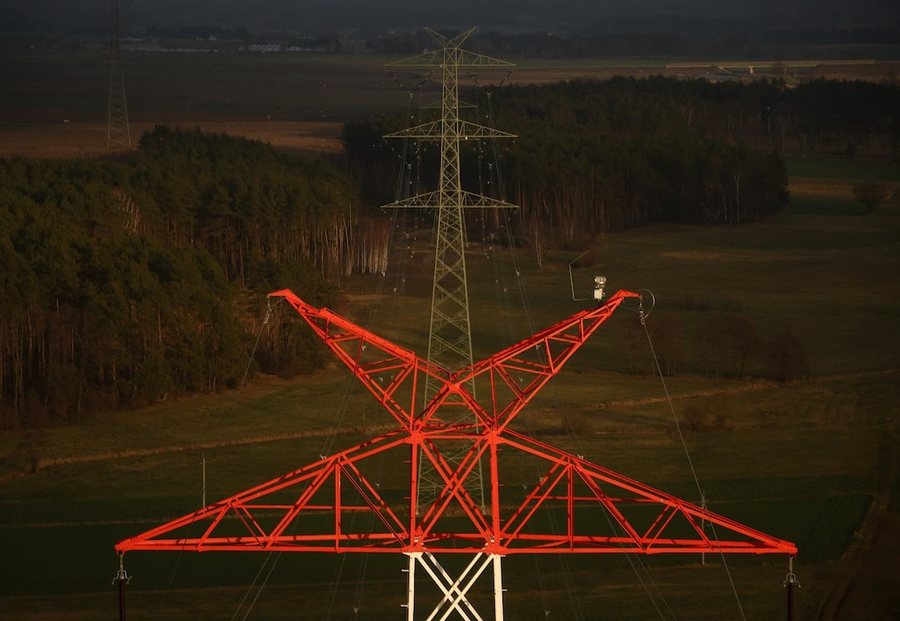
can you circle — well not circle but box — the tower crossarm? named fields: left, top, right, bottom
left=384, top=120, right=516, bottom=141
left=269, top=289, right=448, bottom=429
left=115, top=430, right=411, bottom=554
left=383, top=190, right=517, bottom=210
left=387, top=27, right=514, bottom=70
left=454, top=289, right=641, bottom=432
left=497, top=430, right=799, bottom=555
left=389, top=49, right=514, bottom=68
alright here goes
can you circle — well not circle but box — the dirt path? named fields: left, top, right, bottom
left=0, top=378, right=778, bottom=479
left=594, top=368, right=897, bottom=411
left=36, top=423, right=395, bottom=470
left=818, top=429, right=900, bottom=619
left=592, top=379, right=777, bottom=410
left=7, top=368, right=892, bottom=479
left=0, top=120, right=343, bottom=158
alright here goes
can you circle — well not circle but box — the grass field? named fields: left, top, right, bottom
left=787, top=157, right=900, bottom=219
left=1, top=153, right=898, bottom=619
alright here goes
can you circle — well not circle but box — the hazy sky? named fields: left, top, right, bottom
left=2, top=0, right=898, bottom=35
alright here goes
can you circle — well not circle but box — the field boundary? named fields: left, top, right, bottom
left=2, top=369, right=893, bottom=483
left=817, top=429, right=899, bottom=618
left=0, top=423, right=393, bottom=483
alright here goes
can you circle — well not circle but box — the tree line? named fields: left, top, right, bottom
left=491, top=78, right=790, bottom=239
left=344, top=76, right=790, bottom=252
left=372, top=28, right=900, bottom=62
left=344, top=76, right=897, bottom=254
left=10, top=77, right=890, bottom=428
left=625, top=310, right=807, bottom=384
left=0, top=127, right=358, bottom=429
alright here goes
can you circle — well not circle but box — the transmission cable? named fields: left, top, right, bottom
left=484, top=82, right=596, bottom=617
left=229, top=551, right=282, bottom=621
left=639, top=304, right=747, bottom=621
left=150, top=97, right=418, bottom=618
left=262, top=93, right=406, bottom=615
left=477, top=87, right=592, bottom=621
left=240, top=299, right=274, bottom=388
left=317, top=86, right=422, bottom=619
left=316, top=90, right=417, bottom=460
left=231, top=96, right=413, bottom=621
left=477, top=125, right=556, bottom=618
left=484, top=86, right=677, bottom=620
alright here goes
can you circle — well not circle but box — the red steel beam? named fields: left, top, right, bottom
left=117, top=289, right=796, bottom=559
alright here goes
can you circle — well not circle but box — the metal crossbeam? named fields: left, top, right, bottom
left=383, top=30, right=519, bottom=516
left=385, top=120, right=516, bottom=140
left=117, top=290, right=796, bottom=558
left=383, top=190, right=516, bottom=210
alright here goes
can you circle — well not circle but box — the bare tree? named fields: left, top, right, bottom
left=520, top=198, right=547, bottom=269
left=696, top=314, right=762, bottom=378
left=852, top=182, right=890, bottom=213
left=765, top=331, right=808, bottom=382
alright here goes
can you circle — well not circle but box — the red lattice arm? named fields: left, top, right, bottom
left=269, top=289, right=448, bottom=428
left=457, top=289, right=640, bottom=431
left=497, top=430, right=798, bottom=555
left=115, top=430, right=411, bottom=554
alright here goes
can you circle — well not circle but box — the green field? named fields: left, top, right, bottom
left=1, top=152, right=898, bottom=619
left=785, top=156, right=900, bottom=183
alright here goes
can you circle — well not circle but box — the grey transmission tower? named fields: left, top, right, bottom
left=106, top=0, right=131, bottom=150
left=384, top=29, right=516, bottom=511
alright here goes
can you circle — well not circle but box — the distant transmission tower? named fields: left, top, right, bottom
left=106, top=0, right=131, bottom=149
left=384, top=28, right=516, bottom=511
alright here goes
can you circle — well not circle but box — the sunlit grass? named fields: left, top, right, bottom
left=785, top=156, right=900, bottom=183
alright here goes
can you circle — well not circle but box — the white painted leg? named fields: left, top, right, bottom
left=419, top=552, right=490, bottom=621
left=492, top=555, right=505, bottom=621
left=405, top=552, right=420, bottom=621
left=434, top=555, right=490, bottom=621
left=408, top=553, right=504, bottom=621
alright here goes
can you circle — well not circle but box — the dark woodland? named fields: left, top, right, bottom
left=0, top=127, right=354, bottom=428
left=345, top=77, right=898, bottom=238
left=2, top=77, right=897, bottom=428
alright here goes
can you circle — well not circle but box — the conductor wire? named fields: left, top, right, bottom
left=639, top=298, right=746, bottom=621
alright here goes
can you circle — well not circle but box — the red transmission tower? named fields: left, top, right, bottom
left=116, top=288, right=796, bottom=619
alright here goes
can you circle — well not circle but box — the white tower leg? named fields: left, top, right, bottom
left=492, top=554, right=505, bottom=621
left=405, top=552, right=420, bottom=621
left=405, top=552, right=506, bottom=620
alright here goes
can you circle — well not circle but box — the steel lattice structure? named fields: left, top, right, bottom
left=116, top=288, right=796, bottom=618
left=106, top=0, right=131, bottom=150
left=383, top=29, right=516, bottom=510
